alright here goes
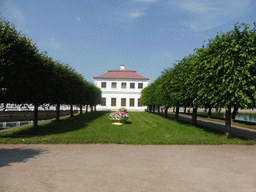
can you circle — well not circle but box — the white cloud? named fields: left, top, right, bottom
left=2, top=0, right=25, bottom=23
left=179, top=2, right=221, bottom=13
left=77, top=17, right=81, bottom=23
left=38, top=37, right=63, bottom=51
left=126, top=11, right=146, bottom=18
left=133, top=0, right=158, bottom=3
left=0, top=0, right=31, bottom=35
left=175, top=0, right=252, bottom=31
left=48, top=37, right=62, bottom=50
left=163, top=52, right=172, bottom=59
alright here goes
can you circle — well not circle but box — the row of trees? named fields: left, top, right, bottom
left=141, top=22, right=256, bottom=135
left=0, top=18, right=101, bottom=126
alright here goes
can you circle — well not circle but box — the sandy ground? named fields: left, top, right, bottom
left=0, top=144, right=256, bottom=192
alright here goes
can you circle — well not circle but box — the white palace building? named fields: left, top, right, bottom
left=93, top=65, right=151, bottom=111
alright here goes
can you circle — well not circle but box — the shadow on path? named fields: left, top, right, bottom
left=0, top=147, right=48, bottom=168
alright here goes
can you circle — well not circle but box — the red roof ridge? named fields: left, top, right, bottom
left=93, top=69, right=150, bottom=80
left=108, top=70, right=136, bottom=72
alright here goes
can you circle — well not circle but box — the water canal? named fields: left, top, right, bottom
left=0, top=120, right=44, bottom=129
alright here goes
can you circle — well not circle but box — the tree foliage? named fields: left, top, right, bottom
left=0, top=18, right=101, bottom=126
left=141, top=22, right=256, bottom=135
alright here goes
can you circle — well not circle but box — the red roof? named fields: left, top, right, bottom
left=93, top=70, right=150, bottom=80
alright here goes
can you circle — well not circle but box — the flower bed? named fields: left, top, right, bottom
left=109, top=109, right=129, bottom=125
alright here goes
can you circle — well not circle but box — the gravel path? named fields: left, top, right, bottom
left=1, top=144, right=256, bottom=192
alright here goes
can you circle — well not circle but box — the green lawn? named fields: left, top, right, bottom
left=0, top=111, right=255, bottom=145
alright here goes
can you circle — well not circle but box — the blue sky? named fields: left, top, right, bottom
left=1, top=0, right=255, bottom=83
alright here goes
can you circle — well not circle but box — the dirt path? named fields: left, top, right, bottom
left=0, top=144, right=256, bottom=192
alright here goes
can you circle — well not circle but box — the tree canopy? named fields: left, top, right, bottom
left=0, top=18, right=101, bottom=126
left=141, top=22, right=256, bottom=135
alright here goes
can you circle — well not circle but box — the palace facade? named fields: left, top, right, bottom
left=92, top=65, right=150, bottom=111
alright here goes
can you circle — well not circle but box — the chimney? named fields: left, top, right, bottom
left=120, top=65, right=125, bottom=70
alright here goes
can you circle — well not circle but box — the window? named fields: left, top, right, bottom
left=138, top=83, right=143, bottom=89
left=121, top=98, right=126, bottom=107
left=130, top=83, right=135, bottom=89
left=130, top=98, right=134, bottom=107
left=112, top=82, right=117, bottom=88
left=101, top=98, right=106, bottom=106
left=111, top=98, right=116, bottom=106
left=101, top=82, right=106, bottom=88
left=138, top=98, right=142, bottom=107
left=121, top=82, right=126, bottom=88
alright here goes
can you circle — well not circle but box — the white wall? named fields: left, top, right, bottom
left=93, top=78, right=150, bottom=111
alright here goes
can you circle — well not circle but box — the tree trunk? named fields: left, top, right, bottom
left=175, top=106, right=179, bottom=120
left=70, top=104, right=73, bottom=117
left=191, top=107, right=197, bottom=125
left=33, top=102, right=38, bottom=127
left=86, top=105, right=88, bottom=113
left=225, top=106, right=232, bottom=135
left=80, top=104, right=83, bottom=115
left=165, top=107, right=168, bottom=118
left=153, top=105, right=155, bottom=113
left=184, top=106, right=186, bottom=114
left=56, top=103, right=60, bottom=120
left=208, top=106, right=212, bottom=118
left=173, top=107, right=175, bottom=113
left=94, top=105, right=96, bottom=111
left=232, top=106, right=238, bottom=121
left=157, top=106, right=160, bottom=115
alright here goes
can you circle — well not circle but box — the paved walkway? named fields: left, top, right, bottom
left=1, top=144, right=256, bottom=192
left=156, top=111, right=256, bottom=140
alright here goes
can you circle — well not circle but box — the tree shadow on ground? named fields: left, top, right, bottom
left=154, top=112, right=253, bottom=141
left=0, top=111, right=109, bottom=138
left=233, top=119, right=256, bottom=126
left=184, top=112, right=256, bottom=126
left=0, top=147, right=48, bottom=168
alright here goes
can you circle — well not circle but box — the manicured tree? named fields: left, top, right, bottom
left=85, top=84, right=94, bottom=112
left=78, top=80, right=91, bottom=114
left=48, top=61, right=83, bottom=120
left=158, top=68, right=175, bottom=118
left=168, top=61, right=189, bottom=120
left=31, top=53, right=57, bottom=126
left=194, top=22, right=256, bottom=135
left=0, top=19, right=39, bottom=104
left=161, top=56, right=197, bottom=121
left=49, top=61, right=73, bottom=120
left=92, top=84, right=102, bottom=110
left=85, top=82, right=101, bottom=112
left=0, top=19, right=56, bottom=126
left=154, top=77, right=164, bottom=115
left=182, top=54, right=202, bottom=125
left=141, top=83, right=157, bottom=113
left=141, top=84, right=151, bottom=111
left=58, top=66, right=83, bottom=117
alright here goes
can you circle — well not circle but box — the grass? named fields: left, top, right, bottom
left=177, top=112, right=256, bottom=131
left=0, top=111, right=255, bottom=145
